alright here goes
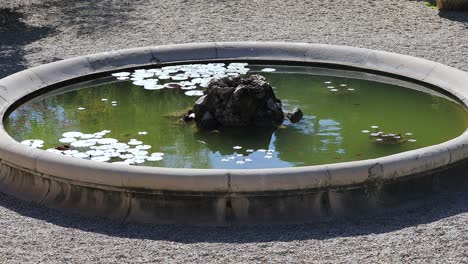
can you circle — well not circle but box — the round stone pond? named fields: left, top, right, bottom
left=1, top=42, right=468, bottom=225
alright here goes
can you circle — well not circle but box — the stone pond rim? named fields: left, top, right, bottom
left=0, top=42, right=468, bottom=225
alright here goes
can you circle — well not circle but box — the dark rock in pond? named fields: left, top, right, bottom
left=55, top=145, right=71, bottom=151
left=192, top=75, right=284, bottom=130
left=285, top=107, right=303, bottom=123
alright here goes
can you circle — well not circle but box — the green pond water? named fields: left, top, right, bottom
left=5, top=64, right=468, bottom=169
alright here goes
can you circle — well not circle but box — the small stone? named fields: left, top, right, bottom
left=285, top=107, right=303, bottom=123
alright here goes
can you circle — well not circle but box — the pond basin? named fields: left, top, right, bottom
left=6, top=64, right=467, bottom=169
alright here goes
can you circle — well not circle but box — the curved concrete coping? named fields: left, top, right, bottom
left=1, top=42, right=468, bottom=194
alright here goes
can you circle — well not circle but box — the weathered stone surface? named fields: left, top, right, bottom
left=192, top=75, right=284, bottom=130
left=436, top=0, right=468, bottom=11
left=285, top=107, right=303, bottom=123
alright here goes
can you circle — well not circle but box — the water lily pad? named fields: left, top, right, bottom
left=147, top=156, right=163, bottom=161
left=95, top=144, right=113, bottom=150
left=136, top=145, right=151, bottom=150
left=59, top=137, right=77, bottom=143
left=185, top=90, right=204, bottom=96
left=104, top=152, right=120, bottom=158
left=134, top=150, right=149, bottom=156
left=124, top=159, right=136, bottom=165
left=112, top=72, right=131, bottom=77
left=119, top=154, right=134, bottom=159
left=71, top=140, right=96, bottom=148
left=91, top=156, right=110, bottom=162
left=46, top=148, right=63, bottom=154
left=21, top=139, right=44, bottom=146
left=97, top=138, right=118, bottom=144
left=80, top=134, right=95, bottom=139
left=73, top=152, right=89, bottom=159
left=128, top=139, right=143, bottom=145
left=63, top=131, right=83, bottom=138
left=86, top=150, right=104, bottom=156
left=172, top=75, right=188, bottom=81
left=158, top=75, right=171, bottom=80
left=111, top=142, right=130, bottom=149
left=144, top=84, right=164, bottom=90
left=63, top=150, right=79, bottom=155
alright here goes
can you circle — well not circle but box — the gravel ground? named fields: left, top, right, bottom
left=1, top=0, right=468, bottom=263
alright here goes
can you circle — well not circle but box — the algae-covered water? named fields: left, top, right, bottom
left=5, top=64, right=467, bottom=169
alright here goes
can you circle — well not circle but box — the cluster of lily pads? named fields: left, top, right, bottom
left=21, top=130, right=165, bottom=165
left=362, top=125, right=417, bottom=144
left=111, top=63, right=248, bottom=97
left=111, top=63, right=278, bottom=97
left=220, top=145, right=276, bottom=164
left=324, top=81, right=355, bottom=93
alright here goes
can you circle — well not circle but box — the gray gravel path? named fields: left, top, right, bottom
left=1, top=0, right=468, bottom=263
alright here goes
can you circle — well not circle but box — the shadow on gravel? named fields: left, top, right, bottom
left=439, top=11, right=468, bottom=28
left=1, top=181, right=467, bottom=243
left=0, top=8, right=54, bottom=78
left=34, top=0, right=136, bottom=36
